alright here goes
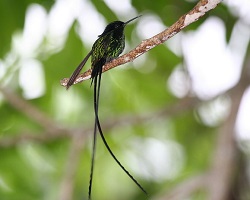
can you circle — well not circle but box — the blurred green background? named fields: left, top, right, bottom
left=0, top=0, right=250, bottom=200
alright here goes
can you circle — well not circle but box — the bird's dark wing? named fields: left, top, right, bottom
left=66, top=50, right=92, bottom=89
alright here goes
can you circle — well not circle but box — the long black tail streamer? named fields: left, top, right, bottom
left=87, top=66, right=147, bottom=200
left=87, top=113, right=98, bottom=200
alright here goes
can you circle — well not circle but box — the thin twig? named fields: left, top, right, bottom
left=60, top=0, right=222, bottom=87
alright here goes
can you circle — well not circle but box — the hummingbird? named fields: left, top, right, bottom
left=66, top=15, right=147, bottom=199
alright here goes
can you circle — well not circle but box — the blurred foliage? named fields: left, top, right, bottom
left=0, top=0, right=248, bottom=200
left=0, top=0, right=54, bottom=57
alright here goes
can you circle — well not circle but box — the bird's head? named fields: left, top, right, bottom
left=98, top=15, right=142, bottom=37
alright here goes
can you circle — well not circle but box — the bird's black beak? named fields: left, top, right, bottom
left=124, top=15, right=142, bottom=25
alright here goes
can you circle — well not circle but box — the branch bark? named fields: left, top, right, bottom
left=60, top=0, right=222, bottom=87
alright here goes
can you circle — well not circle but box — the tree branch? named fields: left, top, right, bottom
left=0, top=86, right=67, bottom=134
left=0, top=96, right=198, bottom=148
left=60, top=0, right=222, bottom=87
left=151, top=56, right=250, bottom=200
left=59, top=134, right=86, bottom=200
left=207, top=53, right=250, bottom=200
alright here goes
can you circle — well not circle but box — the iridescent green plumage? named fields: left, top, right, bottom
left=90, top=20, right=125, bottom=81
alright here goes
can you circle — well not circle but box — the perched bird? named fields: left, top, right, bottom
left=66, top=15, right=147, bottom=199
